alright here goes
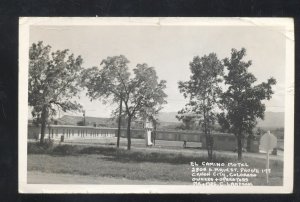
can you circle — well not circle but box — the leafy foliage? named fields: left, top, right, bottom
left=122, top=63, right=168, bottom=150
left=82, top=55, right=130, bottom=148
left=218, top=48, right=276, bottom=160
left=175, top=115, right=198, bottom=130
left=29, top=41, right=83, bottom=143
left=178, top=53, right=223, bottom=160
left=82, top=55, right=130, bottom=104
left=125, top=63, right=167, bottom=120
left=27, top=140, right=54, bottom=154
left=82, top=56, right=167, bottom=150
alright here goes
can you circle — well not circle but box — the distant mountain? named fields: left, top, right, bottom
left=256, top=112, right=284, bottom=128
left=157, top=112, right=180, bottom=123
left=55, top=111, right=284, bottom=129
left=57, top=115, right=115, bottom=127
left=157, top=111, right=284, bottom=129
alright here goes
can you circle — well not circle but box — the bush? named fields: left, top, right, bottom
left=52, top=145, right=78, bottom=156
left=43, top=139, right=54, bottom=148
left=27, top=139, right=54, bottom=154
left=79, top=146, right=117, bottom=155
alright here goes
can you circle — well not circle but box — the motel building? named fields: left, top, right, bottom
left=27, top=115, right=261, bottom=153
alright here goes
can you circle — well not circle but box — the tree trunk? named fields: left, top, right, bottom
left=207, top=118, right=214, bottom=161
left=40, top=105, right=48, bottom=144
left=237, top=135, right=242, bottom=160
left=117, top=99, right=122, bottom=148
left=203, top=108, right=213, bottom=161
left=126, top=115, right=132, bottom=150
left=206, top=134, right=213, bottom=161
left=152, top=120, right=156, bottom=146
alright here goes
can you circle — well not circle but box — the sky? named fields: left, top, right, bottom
left=29, top=25, right=286, bottom=118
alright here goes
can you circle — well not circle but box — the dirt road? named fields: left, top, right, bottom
left=27, top=171, right=190, bottom=185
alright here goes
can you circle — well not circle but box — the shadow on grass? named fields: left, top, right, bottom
left=184, top=146, right=201, bottom=150
left=28, top=142, right=233, bottom=165
left=79, top=145, right=228, bottom=164
left=77, top=146, right=199, bottom=164
left=80, top=146, right=234, bottom=165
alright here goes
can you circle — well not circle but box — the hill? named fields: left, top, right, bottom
left=157, top=112, right=180, bottom=123
left=57, top=115, right=116, bottom=127
left=157, top=111, right=284, bottom=129
left=256, top=112, right=284, bottom=128
left=54, top=111, right=284, bottom=130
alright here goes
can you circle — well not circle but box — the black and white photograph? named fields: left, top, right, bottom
left=18, top=17, right=294, bottom=193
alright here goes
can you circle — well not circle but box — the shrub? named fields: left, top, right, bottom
left=43, top=139, right=54, bottom=149
left=52, top=145, right=78, bottom=156
left=27, top=139, right=54, bottom=154
left=80, top=146, right=117, bottom=155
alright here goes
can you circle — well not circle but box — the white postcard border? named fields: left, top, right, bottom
left=19, top=17, right=294, bottom=194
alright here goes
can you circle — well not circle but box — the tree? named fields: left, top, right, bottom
left=149, top=115, right=159, bottom=145
left=29, top=41, right=83, bottom=143
left=178, top=53, right=224, bottom=160
left=122, top=63, right=167, bottom=150
left=218, top=48, right=276, bottom=160
left=175, top=115, right=197, bottom=130
left=81, top=55, right=130, bottom=148
left=83, top=59, right=167, bottom=150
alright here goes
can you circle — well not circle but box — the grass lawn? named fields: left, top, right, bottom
left=27, top=143, right=283, bottom=185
